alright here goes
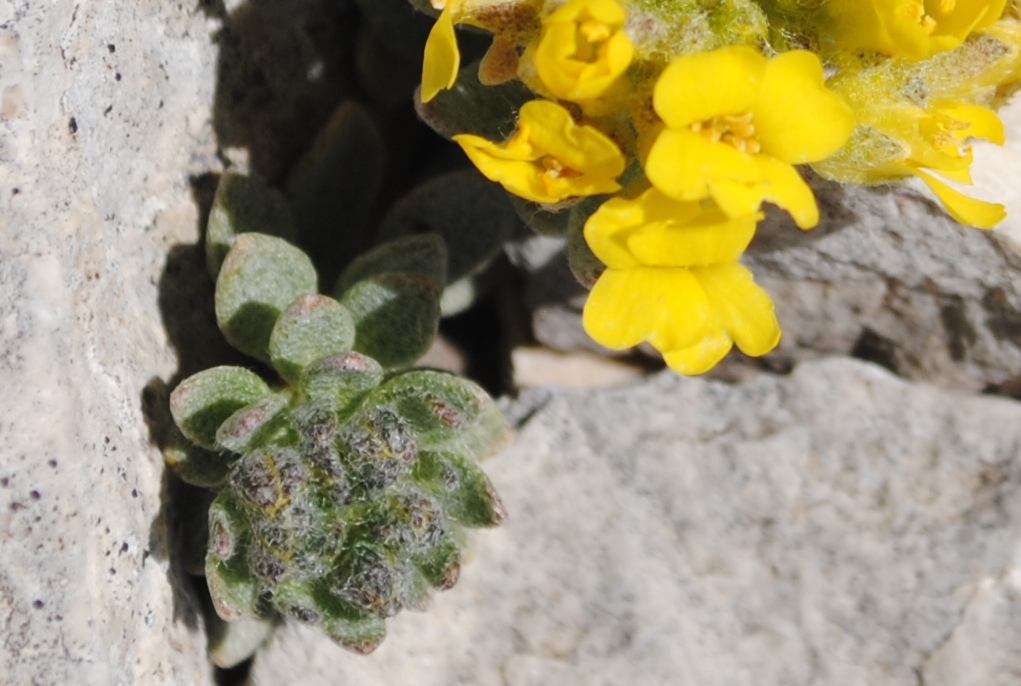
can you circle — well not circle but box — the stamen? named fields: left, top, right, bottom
left=690, top=111, right=760, bottom=154
left=579, top=20, right=611, bottom=44
left=541, top=156, right=580, bottom=180
left=574, top=19, right=611, bottom=63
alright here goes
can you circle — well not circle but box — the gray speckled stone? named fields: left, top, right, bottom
left=0, top=0, right=360, bottom=679
left=0, top=0, right=221, bottom=683
left=249, top=358, right=1021, bottom=685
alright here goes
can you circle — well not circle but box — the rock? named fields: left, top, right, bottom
left=0, top=0, right=356, bottom=683
left=249, top=358, right=1021, bottom=685
left=511, top=346, right=650, bottom=388
left=0, top=0, right=223, bottom=682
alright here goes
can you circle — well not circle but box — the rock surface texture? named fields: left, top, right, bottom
left=0, top=0, right=355, bottom=683
left=5, top=1, right=1021, bottom=685
left=248, top=359, right=1021, bottom=685
left=0, top=0, right=221, bottom=683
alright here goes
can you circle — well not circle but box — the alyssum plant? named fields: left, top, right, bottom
left=167, top=173, right=509, bottom=665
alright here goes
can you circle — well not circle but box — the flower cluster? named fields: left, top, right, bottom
left=416, top=0, right=1021, bottom=374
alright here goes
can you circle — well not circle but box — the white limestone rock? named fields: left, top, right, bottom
left=0, top=0, right=365, bottom=677
left=249, top=358, right=1021, bottom=685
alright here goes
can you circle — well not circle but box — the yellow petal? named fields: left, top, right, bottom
left=452, top=100, right=625, bottom=203
left=646, top=128, right=759, bottom=202
left=708, top=177, right=769, bottom=220
left=421, top=7, right=460, bottom=103
left=583, top=195, right=656, bottom=269
left=653, top=46, right=765, bottom=130
left=752, top=50, right=855, bottom=164
left=696, top=263, right=781, bottom=357
left=909, top=167, right=1006, bottom=228
left=930, top=0, right=1008, bottom=44
left=534, top=0, right=634, bottom=102
left=934, top=101, right=1006, bottom=145
left=523, top=100, right=626, bottom=180
left=626, top=202, right=760, bottom=267
left=754, top=155, right=820, bottom=229
left=663, top=331, right=733, bottom=375
left=582, top=266, right=713, bottom=351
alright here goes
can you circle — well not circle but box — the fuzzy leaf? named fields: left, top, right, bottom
left=207, top=492, right=251, bottom=564
left=414, top=450, right=506, bottom=527
left=450, top=402, right=512, bottom=459
left=273, top=579, right=326, bottom=625
left=215, top=234, right=318, bottom=362
left=339, top=272, right=441, bottom=369
left=412, top=534, right=461, bottom=590
left=376, top=172, right=522, bottom=315
left=377, top=171, right=520, bottom=283
left=369, top=369, right=493, bottom=447
left=269, top=294, right=357, bottom=385
left=164, top=425, right=238, bottom=488
left=215, top=392, right=294, bottom=455
left=207, top=552, right=262, bottom=623
left=567, top=196, right=608, bottom=289
left=303, top=351, right=384, bottom=417
left=334, top=234, right=447, bottom=296
left=319, top=604, right=387, bottom=655
left=285, top=102, right=385, bottom=286
left=170, top=366, right=272, bottom=450
left=508, top=195, right=573, bottom=237
left=207, top=613, right=276, bottom=670
left=206, top=172, right=296, bottom=278
left=415, top=59, right=532, bottom=141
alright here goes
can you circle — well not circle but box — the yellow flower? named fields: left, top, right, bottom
left=420, top=0, right=544, bottom=101
left=644, top=46, right=854, bottom=229
left=582, top=187, right=779, bottom=374
left=452, top=100, right=626, bottom=204
left=895, top=100, right=1006, bottom=227
left=529, top=0, right=634, bottom=102
left=828, top=0, right=1008, bottom=59
left=421, top=0, right=465, bottom=103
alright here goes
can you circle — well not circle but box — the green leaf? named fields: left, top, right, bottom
left=375, top=171, right=523, bottom=314
left=164, top=425, right=238, bottom=488
left=303, top=351, right=384, bottom=417
left=207, top=613, right=276, bottom=670
left=207, top=555, right=263, bottom=623
left=412, top=534, right=462, bottom=590
left=273, top=579, right=325, bottom=625
left=207, top=492, right=251, bottom=564
left=269, top=295, right=356, bottom=385
left=215, top=391, right=294, bottom=455
left=206, top=172, right=296, bottom=278
left=284, top=102, right=385, bottom=285
left=377, top=172, right=519, bottom=282
left=567, top=196, right=609, bottom=289
left=334, top=234, right=447, bottom=297
left=319, top=605, right=387, bottom=655
left=215, top=233, right=318, bottom=362
left=414, top=450, right=506, bottom=527
left=339, top=272, right=441, bottom=369
left=368, top=369, right=492, bottom=447
left=313, top=576, right=388, bottom=654
left=415, top=59, right=532, bottom=141
left=170, top=366, right=272, bottom=450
